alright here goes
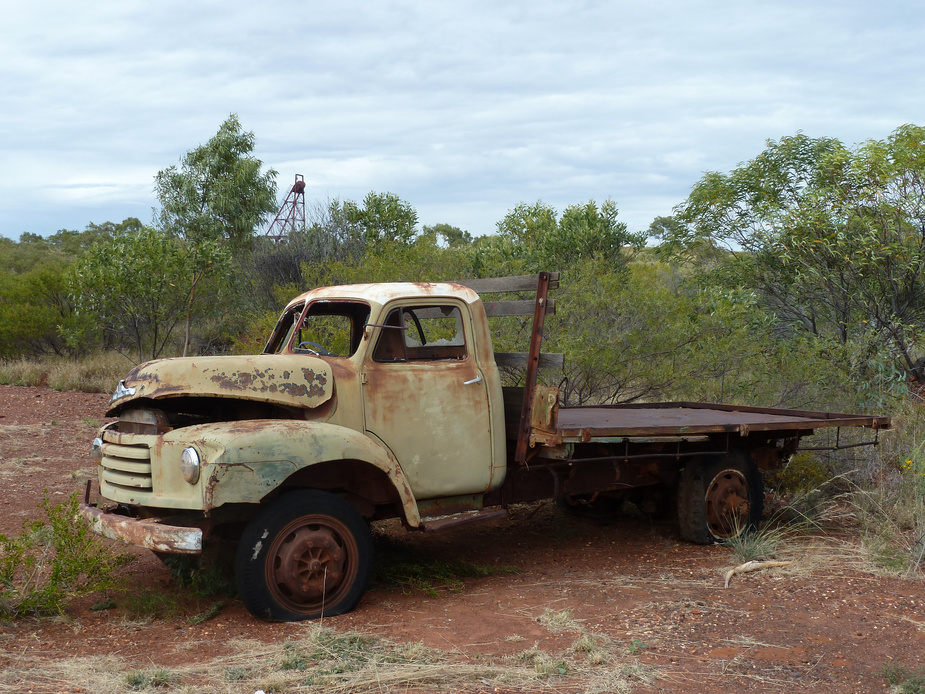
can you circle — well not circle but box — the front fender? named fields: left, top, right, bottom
left=179, top=420, right=420, bottom=526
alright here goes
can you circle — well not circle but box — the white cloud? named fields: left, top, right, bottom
left=2, top=0, right=924, bottom=240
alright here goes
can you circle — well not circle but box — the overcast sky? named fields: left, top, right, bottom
left=2, top=1, right=922, bottom=242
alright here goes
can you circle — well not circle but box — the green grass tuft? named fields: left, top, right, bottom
left=372, top=534, right=517, bottom=597
left=883, top=663, right=925, bottom=693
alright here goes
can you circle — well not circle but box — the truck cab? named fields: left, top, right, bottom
left=264, top=282, right=508, bottom=499
left=82, top=282, right=508, bottom=621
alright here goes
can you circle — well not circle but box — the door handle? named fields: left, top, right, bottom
left=463, top=375, right=483, bottom=385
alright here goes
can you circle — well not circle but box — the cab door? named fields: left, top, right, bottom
left=362, top=301, right=494, bottom=500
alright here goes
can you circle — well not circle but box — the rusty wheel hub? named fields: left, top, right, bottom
left=269, top=520, right=349, bottom=607
left=704, top=468, right=750, bottom=539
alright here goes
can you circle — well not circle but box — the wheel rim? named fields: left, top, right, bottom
left=704, top=468, right=751, bottom=539
left=265, top=515, right=359, bottom=615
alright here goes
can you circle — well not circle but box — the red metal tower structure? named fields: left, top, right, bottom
left=265, top=174, right=306, bottom=242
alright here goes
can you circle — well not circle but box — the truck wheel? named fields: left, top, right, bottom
left=235, top=490, right=373, bottom=621
left=678, top=452, right=763, bottom=544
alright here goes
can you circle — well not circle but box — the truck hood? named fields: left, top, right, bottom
left=107, top=354, right=333, bottom=414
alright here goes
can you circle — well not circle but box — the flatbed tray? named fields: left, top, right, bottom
left=554, top=401, right=890, bottom=440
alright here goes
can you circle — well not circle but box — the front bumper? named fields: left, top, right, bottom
left=79, top=486, right=202, bottom=554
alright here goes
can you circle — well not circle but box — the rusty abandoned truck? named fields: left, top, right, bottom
left=79, top=272, right=890, bottom=621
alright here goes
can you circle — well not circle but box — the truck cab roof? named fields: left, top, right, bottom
left=285, top=282, right=482, bottom=312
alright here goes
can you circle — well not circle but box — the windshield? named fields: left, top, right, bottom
left=264, top=300, right=371, bottom=357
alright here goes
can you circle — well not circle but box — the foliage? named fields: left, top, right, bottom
left=372, top=534, right=515, bottom=597
left=236, top=193, right=420, bottom=319
left=547, top=259, right=684, bottom=404
left=341, top=191, right=419, bottom=245
left=68, top=225, right=233, bottom=362
left=0, top=493, right=130, bottom=617
left=154, top=113, right=278, bottom=250
left=422, top=222, right=473, bottom=247
left=4, top=116, right=276, bottom=364
left=46, top=219, right=136, bottom=256
left=125, top=668, right=179, bottom=690
left=0, top=259, right=70, bottom=358
left=771, top=452, right=830, bottom=494
left=496, top=198, right=645, bottom=273
left=175, top=236, right=236, bottom=357
left=5, top=117, right=919, bottom=420
left=723, top=522, right=790, bottom=563
left=883, top=663, right=925, bottom=694
left=668, top=125, right=925, bottom=381
left=543, top=257, right=859, bottom=408
left=234, top=234, right=481, bottom=355
left=234, top=214, right=884, bottom=413
left=901, top=443, right=925, bottom=572
left=0, top=219, right=147, bottom=360
left=150, top=114, right=278, bottom=356
left=238, top=194, right=378, bottom=311
left=851, top=459, right=925, bottom=576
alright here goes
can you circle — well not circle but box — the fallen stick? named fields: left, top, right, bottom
left=724, top=560, right=792, bottom=588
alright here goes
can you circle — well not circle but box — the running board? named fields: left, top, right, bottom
left=420, top=508, right=509, bottom=532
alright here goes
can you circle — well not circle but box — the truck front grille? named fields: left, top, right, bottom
left=100, top=441, right=153, bottom=491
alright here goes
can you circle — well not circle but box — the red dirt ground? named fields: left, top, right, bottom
left=1, top=383, right=923, bottom=693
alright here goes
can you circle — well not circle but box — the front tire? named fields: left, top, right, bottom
left=678, top=452, right=763, bottom=544
left=235, top=490, right=373, bottom=621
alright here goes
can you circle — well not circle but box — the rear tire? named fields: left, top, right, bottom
left=678, top=452, right=763, bottom=544
left=235, top=490, right=373, bottom=621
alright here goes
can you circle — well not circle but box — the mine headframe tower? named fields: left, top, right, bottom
left=265, top=174, right=306, bottom=242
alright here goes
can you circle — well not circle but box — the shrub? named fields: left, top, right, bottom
left=0, top=492, right=130, bottom=617
left=771, top=452, right=830, bottom=495
left=125, top=668, right=178, bottom=690
left=883, top=662, right=925, bottom=694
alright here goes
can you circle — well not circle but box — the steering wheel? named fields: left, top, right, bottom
left=297, top=341, right=333, bottom=356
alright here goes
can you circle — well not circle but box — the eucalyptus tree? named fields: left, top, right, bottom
left=69, top=225, right=198, bottom=361
left=496, top=198, right=645, bottom=272
left=667, top=125, right=925, bottom=381
left=154, top=114, right=278, bottom=250
left=153, top=115, right=277, bottom=355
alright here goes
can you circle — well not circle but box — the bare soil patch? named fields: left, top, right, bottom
left=1, top=384, right=923, bottom=693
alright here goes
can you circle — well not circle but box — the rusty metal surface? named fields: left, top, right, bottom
left=196, top=418, right=422, bottom=524
left=420, top=508, right=509, bottom=532
left=363, top=353, right=498, bottom=499
left=515, top=272, right=554, bottom=465
left=283, top=282, right=483, bottom=314
left=263, top=512, right=358, bottom=614
left=109, top=354, right=333, bottom=414
left=555, top=402, right=890, bottom=439
left=95, top=416, right=424, bottom=526
left=704, top=467, right=750, bottom=539
left=79, top=502, right=202, bottom=554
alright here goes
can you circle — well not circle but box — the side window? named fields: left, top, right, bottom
left=373, top=305, right=468, bottom=362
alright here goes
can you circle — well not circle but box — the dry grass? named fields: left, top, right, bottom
left=0, top=623, right=656, bottom=694
left=0, top=352, right=133, bottom=393
left=536, top=607, right=583, bottom=634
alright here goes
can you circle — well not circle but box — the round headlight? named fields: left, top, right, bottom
left=180, top=447, right=201, bottom=484
left=91, top=437, right=103, bottom=461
